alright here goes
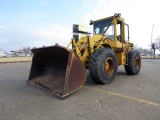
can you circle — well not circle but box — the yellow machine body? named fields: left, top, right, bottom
left=28, top=14, right=140, bottom=98
left=68, top=15, right=133, bottom=67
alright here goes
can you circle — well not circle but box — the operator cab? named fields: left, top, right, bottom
left=90, top=13, right=130, bottom=45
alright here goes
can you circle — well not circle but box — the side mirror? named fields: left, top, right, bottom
left=90, top=20, right=93, bottom=25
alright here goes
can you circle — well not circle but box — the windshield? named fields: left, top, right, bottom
left=93, top=18, right=113, bottom=35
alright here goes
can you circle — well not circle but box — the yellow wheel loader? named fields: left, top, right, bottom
left=27, top=13, right=141, bottom=98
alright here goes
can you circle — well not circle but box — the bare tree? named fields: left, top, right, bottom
left=155, top=36, right=160, bottom=50
left=134, top=45, right=151, bottom=56
left=155, top=36, right=160, bottom=43
left=21, top=46, right=31, bottom=56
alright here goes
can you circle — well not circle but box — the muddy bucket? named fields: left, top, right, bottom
left=27, top=45, right=86, bottom=98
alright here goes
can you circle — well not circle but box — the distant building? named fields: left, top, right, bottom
left=0, top=49, right=7, bottom=57
left=10, top=50, right=25, bottom=57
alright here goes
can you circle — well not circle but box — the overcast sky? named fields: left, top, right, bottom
left=0, top=0, right=160, bottom=52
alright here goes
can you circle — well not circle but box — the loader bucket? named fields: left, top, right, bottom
left=27, top=45, right=86, bottom=98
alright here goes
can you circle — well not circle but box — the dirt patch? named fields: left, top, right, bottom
left=0, top=57, right=32, bottom=63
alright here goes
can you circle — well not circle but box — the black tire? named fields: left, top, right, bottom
left=125, top=50, right=141, bottom=75
left=89, top=48, right=118, bottom=84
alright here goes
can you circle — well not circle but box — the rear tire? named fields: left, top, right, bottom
left=125, top=50, right=141, bottom=75
left=89, top=48, right=118, bottom=84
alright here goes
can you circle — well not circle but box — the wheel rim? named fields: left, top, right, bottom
left=104, top=57, right=114, bottom=75
left=135, top=57, right=140, bottom=69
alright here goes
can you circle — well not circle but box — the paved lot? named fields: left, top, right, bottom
left=0, top=59, right=160, bottom=120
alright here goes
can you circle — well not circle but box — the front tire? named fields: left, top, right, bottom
left=125, top=50, right=141, bottom=75
left=89, top=48, right=118, bottom=84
